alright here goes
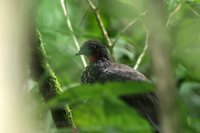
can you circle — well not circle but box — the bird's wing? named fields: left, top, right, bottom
left=121, top=92, right=159, bottom=126
left=98, top=63, right=159, bottom=130
left=98, top=63, right=147, bottom=83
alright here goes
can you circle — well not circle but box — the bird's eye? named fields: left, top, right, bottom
left=91, top=45, right=96, bottom=48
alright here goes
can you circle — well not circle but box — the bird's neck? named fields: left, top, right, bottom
left=88, top=55, right=111, bottom=63
left=88, top=56, right=111, bottom=64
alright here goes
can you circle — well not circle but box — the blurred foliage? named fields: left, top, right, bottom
left=50, top=83, right=154, bottom=132
left=26, top=0, right=200, bottom=132
left=49, top=82, right=154, bottom=107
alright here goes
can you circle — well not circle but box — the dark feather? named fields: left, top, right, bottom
left=81, top=59, right=159, bottom=128
left=79, top=40, right=159, bottom=132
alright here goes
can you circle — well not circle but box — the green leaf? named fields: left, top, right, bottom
left=72, top=95, right=153, bottom=133
left=48, top=82, right=154, bottom=107
left=175, top=19, right=200, bottom=80
left=178, top=81, right=200, bottom=133
left=179, top=82, right=200, bottom=116
left=99, top=0, right=138, bottom=19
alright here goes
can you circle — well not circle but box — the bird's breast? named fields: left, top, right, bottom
left=81, top=65, right=103, bottom=84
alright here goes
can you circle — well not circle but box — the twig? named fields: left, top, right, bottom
left=132, top=0, right=150, bottom=70
left=60, top=0, right=87, bottom=68
left=128, top=0, right=148, bottom=70
left=112, top=11, right=147, bottom=47
left=187, top=5, right=200, bottom=18
left=87, top=0, right=112, bottom=48
left=134, top=25, right=149, bottom=70
left=75, top=8, right=90, bottom=30
left=166, top=3, right=182, bottom=27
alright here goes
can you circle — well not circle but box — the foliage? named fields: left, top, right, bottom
left=49, top=82, right=154, bottom=133
left=28, top=0, right=200, bottom=132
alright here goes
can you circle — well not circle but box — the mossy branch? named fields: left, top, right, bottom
left=30, top=30, right=76, bottom=129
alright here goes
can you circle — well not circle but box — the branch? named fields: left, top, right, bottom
left=166, top=2, right=200, bottom=27
left=166, top=3, right=182, bottom=27
left=87, top=0, right=112, bottom=49
left=132, top=1, right=149, bottom=70
left=76, top=8, right=90, bottom=30
left=134, top=25, right=149, bottom=70
left=112, top=11, right=147, bottom=47
left=187, top=4, right=200, bottom=18
left=60, top=0, right=87, bottom=68
left=147, top=1, right=181, bottom=133
left=31, top=30, right=76, bottom=129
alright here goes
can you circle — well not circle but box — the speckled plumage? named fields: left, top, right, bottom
left=81, top=58, right=147, bottom=83
left=77, top=40, right=159, bottom=132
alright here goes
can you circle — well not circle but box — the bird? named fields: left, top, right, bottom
left=76, top=39, right=159, bottom=132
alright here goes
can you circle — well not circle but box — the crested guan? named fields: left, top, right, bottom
left=76, top=39, right=159, bottom=132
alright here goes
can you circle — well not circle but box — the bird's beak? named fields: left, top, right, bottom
left=75, top=48, right=88, bottom=56
left=75, top=50, right=82, bottom=56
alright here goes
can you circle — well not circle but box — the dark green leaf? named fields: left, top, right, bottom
left=48, top=82, right=154, bottom=107
left=72, top=95, right=153, bottom=132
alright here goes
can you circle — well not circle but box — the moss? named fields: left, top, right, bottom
left=31, top=30, right=76, bottom=128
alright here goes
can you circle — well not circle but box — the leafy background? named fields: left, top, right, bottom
left=27, top=0, right=200, bottom=132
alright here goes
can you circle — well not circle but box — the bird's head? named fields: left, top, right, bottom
left=76, top=39, right=110, bottom=63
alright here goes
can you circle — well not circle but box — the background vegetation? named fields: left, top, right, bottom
left=26, top=0, right=200, bottom=133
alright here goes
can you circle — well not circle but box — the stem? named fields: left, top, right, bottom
left=87, top=0, right=112, bottom=49
left=187, top=4, right=200, bottom=18
left=60, top=0, right=87, bottom=68
left=166, top=3, right=182, bottom=27
left=134, top=25, right=149, bottom=70
left=127, top=0, right=149, bottom=70
left=112, top=11, right=146, bottom=47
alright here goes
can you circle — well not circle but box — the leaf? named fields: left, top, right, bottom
left=102, top=95, right=152, bottom=132
left=72, top=95, right=153, bottom=133
left=98, top=0, right=138, bottom=19
left=113, top=38, right=135, bottom=63
left=48, top=82, right=154, bottom=107
left=179, top=82, right=200, bottom=116
left=178, top=81, right=200, bottom=133
left=175, top=19, right=200, bottom=80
